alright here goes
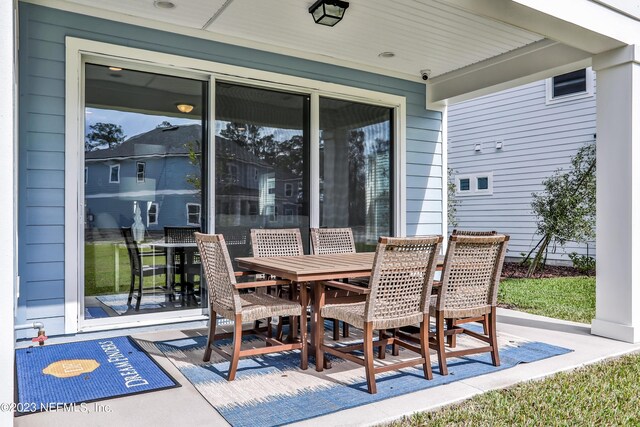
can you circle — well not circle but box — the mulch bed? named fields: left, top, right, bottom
left=501, top=262, right=594, bottom=279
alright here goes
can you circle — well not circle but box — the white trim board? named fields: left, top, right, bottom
left=65, top=37, right=408, bottom=334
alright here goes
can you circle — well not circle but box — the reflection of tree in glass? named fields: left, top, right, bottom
left=348, top=130, right=366, bottom=225
left=156, top=120, right=174, bottom=129
left=220, top=122, right=304, bottom=176
left=184, top=139, right=201, bottom=190
left=85, top=122, right=125, bottom=152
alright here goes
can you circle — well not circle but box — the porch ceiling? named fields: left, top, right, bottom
left=49, top=0, right=545, bottom=81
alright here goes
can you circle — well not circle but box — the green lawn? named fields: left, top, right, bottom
left=388, top=352, right=640, bottom=426
left=84, top=243, right=168, bottom=296
left=498, top=276, right=595, bottom=324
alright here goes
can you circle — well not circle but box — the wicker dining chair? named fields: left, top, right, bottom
left=428, top=234, right=509, bottom=376
left=164, top=226, right=201, bottom=300
left=121, top=227, right=167, bottom=311
left=447, top=229, right=498, bottom=345
left=195, top=233, right=308, bottom=380
left=310, top=227, right=363, bottom=340
left=317, top=236, right=443, bottom=394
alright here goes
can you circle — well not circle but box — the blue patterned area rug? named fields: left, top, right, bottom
left=96, top=293, right=169, bottom=315
left=15, top=336, right=179, bottom=415
left=156, top=330, right=572, bottom=427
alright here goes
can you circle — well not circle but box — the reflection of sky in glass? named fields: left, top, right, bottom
left=86, top=108, right=200, bottom=140
left=215, top=121, right=301, bottom=143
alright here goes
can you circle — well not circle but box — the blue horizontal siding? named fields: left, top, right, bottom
left=18, top=2, right=442, bottom=335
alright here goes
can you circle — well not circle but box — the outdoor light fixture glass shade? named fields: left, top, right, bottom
left=309, top=0, right=349, bottom=27
left=176, top=103, right=194, bottom=113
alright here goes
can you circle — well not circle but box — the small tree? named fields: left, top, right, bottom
left=447, top=168, right=459, bottom=227
left=85, top=122, right=125, bottom=151
left=524, top=143, right=596, bottom=276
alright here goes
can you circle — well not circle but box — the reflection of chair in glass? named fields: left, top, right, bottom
left=195, top=233, right=308, bottom=380
left=317, top=236, right=443, bottom=394
left=428, top=234, right=509, bottom=376
left=310, top=227, right=362, bottom=340
left=121, top=227, right=167, bottom=311
left=164, top=226, right=201, bottom=299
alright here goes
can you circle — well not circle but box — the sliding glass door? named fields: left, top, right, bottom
left=214, top=82, right=310, bottom=260
left=83, top=63, right=207, bottom=320
left=319, top=98, right=393, bottom=251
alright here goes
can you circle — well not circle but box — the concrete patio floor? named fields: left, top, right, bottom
left=14, top=308, right=640, bottom=427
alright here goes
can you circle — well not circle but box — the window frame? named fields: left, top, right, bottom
left=136, top=161, right=146, bottom=183
left=109, top=164, right=120, bottom=183
left=186, top=203, right=201, bottom=226
left=545, top=67, right=594, bottom=105
left=456, top=173, right=493, bottom=196
left=147, top=202, right=158, bottom=225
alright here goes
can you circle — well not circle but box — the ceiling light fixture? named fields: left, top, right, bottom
left=154, top=1, right=175, bottom=9
left=176, top=103, right=194, bottom=113
left=108, top=66, right=122, bottom=71
left=378, top=52, right=395, bottom=58
left=309, top=0, right=349, bottom=27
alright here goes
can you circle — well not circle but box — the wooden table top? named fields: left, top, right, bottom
left=236, top=252, right=444, bottom=282
left=236, top=252, right=377, bottom=282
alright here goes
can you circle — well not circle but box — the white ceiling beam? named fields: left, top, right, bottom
left=427, top=39, right=591, bottom=107
left=440, top=0, right=630, bottom=54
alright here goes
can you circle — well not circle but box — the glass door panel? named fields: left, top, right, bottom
left=83, top=63, right=207, bottom=319
left=319, top=98, right=393, bottom=251
left=215, top=82, right=310, bottom=261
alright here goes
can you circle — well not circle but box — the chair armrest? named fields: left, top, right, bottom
left=321, top=280, right=370, bottom=294
left=234, top=279, right=290, bottom=290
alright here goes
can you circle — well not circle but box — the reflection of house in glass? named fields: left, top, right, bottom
left=366, top=150, right=390, bottom=244
left=85, top=124, right=302, bottom=242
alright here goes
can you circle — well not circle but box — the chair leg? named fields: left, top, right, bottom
left=378, top=330, right=386, bottom=359
left=489, top=308, right=500, bottom=367
left=436, top=311, right=448, bottom=376
left=420, top=314, right=433, bottom=380
left=343, top=322, right=349, bottom=338
left=267, top=317, right=273, bottom=340
left=363, top=322, right=377, bottom=394
left=127, top=272, right=135, bottom=305
left=482, top=316, right=489, bottom=335
left=446, top=318, right=456, bottom=348
left=332, top=319, right=340, bottom=341
left=228, top=314, right=243, bottom=381
left=135, top=272, right=143, bottom=311
left=316, top=309, right=325, bottom=373
left=392, top=328, right=400, bottom=356
left=203, top=310, right=217, bottom=362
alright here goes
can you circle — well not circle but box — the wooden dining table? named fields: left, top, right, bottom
left=236, top=252, right=444, bottom=367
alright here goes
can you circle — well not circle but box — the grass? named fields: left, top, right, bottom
left=388, top=352, right=640, bottom=426
left=498, top=276, right=595, bottom=324
left=84, top=243, right=168, bottom=296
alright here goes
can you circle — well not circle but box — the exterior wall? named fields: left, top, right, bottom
left=448, top=76, right=596, bottom=263
left=18, top=3, right=442, bottom=335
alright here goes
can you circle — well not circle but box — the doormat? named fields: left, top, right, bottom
left=15, top=336, right=179, bottom=415
left=156, top=332, right=572, bottom=427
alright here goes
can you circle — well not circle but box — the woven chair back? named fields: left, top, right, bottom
left=439, top=234, right=509, bottom=312
left=164, top=226, right=201, bottom=243
left=121, top=227, right=141, bottom=274
left=365, top=236, right=442, bottom=323
left=310, top=228, right=356, bottom=255
left=250, top=228, right=304, bottom=257
left=195, top=233, right=241, bottom=314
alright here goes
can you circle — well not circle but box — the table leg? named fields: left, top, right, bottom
left=312, top=281, right=331, bottom=370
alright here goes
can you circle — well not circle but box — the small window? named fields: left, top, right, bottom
left=227, top=164, right=238, bottom=182
left=456, top=173, right=493, bottom=196
left=147, top=203, right=158, bottom=225
left=477, top=177, right=489, bottom=190
left=84, top=167, right=88, bottom=184
left=546, top=68, right=593, bottom=104
left=136, top=162, right=146, bottom=182
left=553, top=69, right=586, bottom=97
left=254, top=168, right=259, bottom=181
left=186, top=203, right=201, bottom=226
left=284, top=183, right=293, bottom=197
left=109, top=164, right=120, bottom=183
